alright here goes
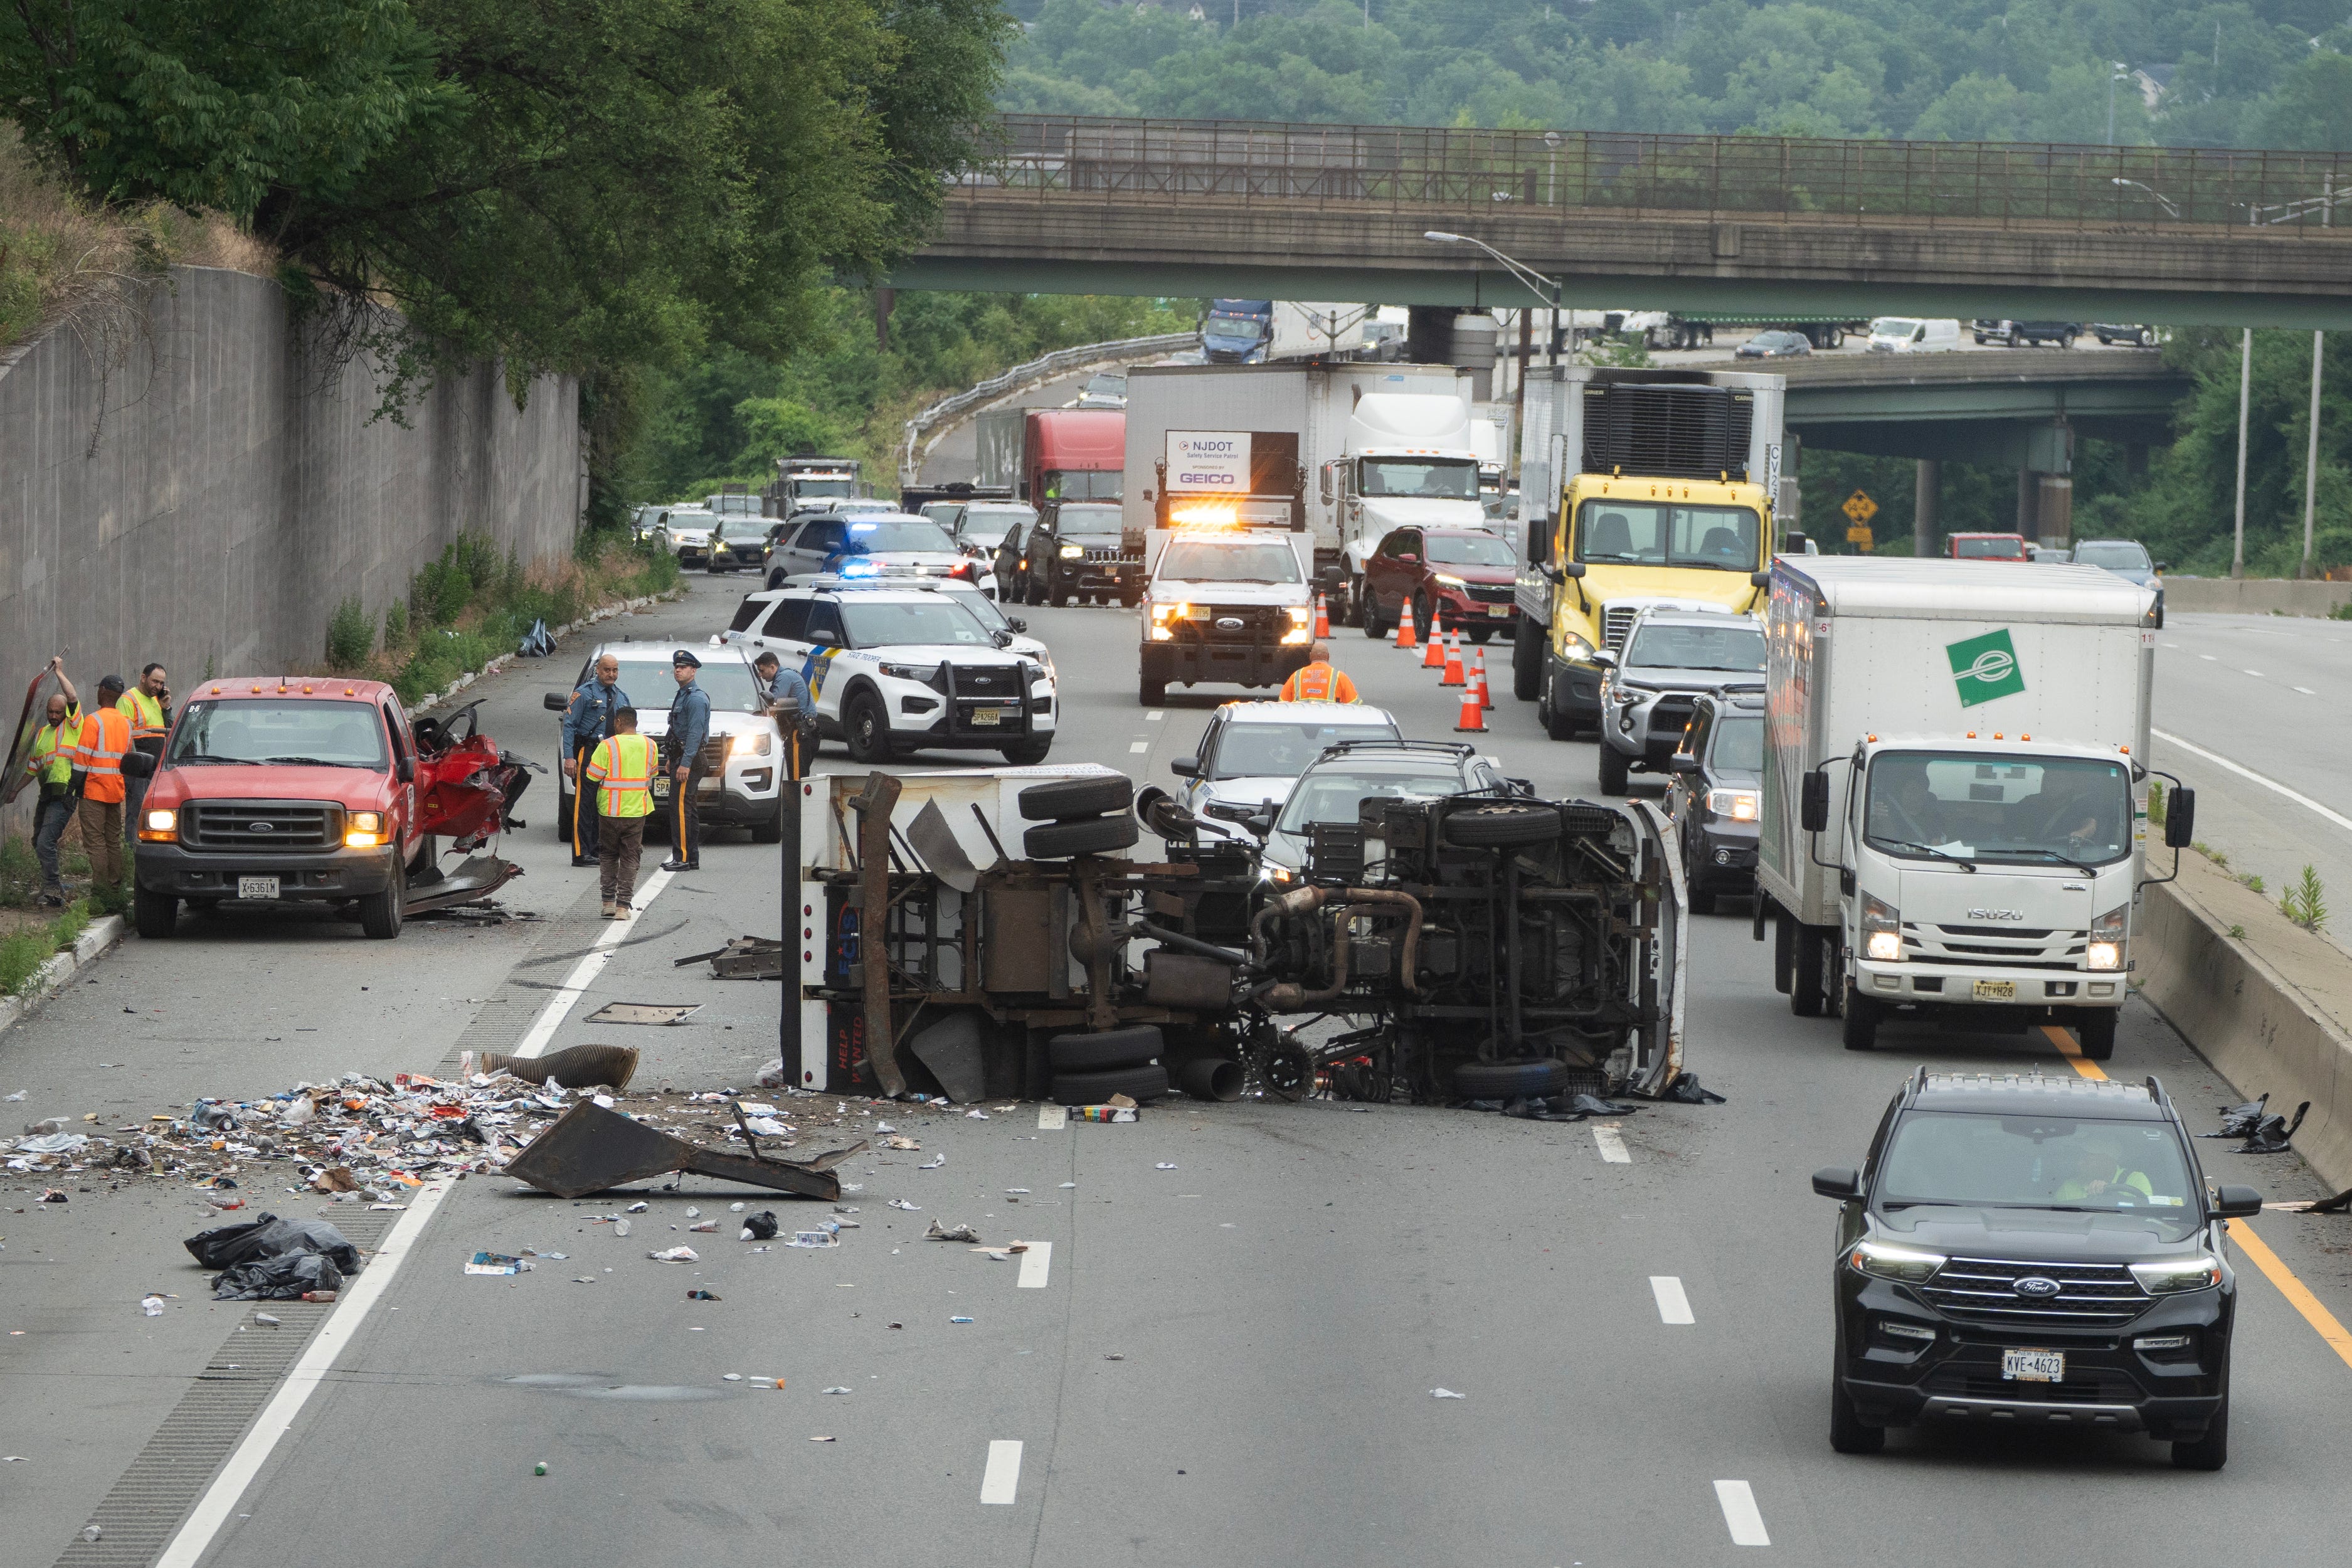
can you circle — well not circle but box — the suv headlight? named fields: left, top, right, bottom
left=1707, top=787, right=1759, bottom=822
left=1433, top=573, right=1468, bottom=588
left=729, top=731, right=772, bottom=757
left=2130, top=1255, right=2222, bottom=1294
left=880, top=662, right=940, bottom=683
left=1848, top=1239, right=1944, bottom=1284
left=1059, top=543, right=1084, bottom=559
left=1608, top=684, right=1640, bottom=706
left=2087, top=904, right=2126, bottom=972
left=1862, top=891, right=1902, bottom=962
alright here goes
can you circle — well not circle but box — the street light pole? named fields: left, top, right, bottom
left=2304, top=331, right=2324, bottom=580
left=2233, top=327, right=2252, bottom=580
left=1424, top=230, right=1562, bottom=373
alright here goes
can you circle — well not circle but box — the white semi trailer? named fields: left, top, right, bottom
left=1754, top=558, right=2186, bottom=1059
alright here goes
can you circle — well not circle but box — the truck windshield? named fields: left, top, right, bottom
left=1041, top=470, right=1121, bottom=502
left=168, top=701, right=387, bottom=769
left=1424, top=533, right=1516, bottom=566
left=1052, top=505, right=1124, bottom=539
left=1574, top=501, right=1760, bottom=569
left=1157, top=541, right=1302, bottom=583
left=1951, top=535, right=2027, bottom=559
left=839, top=601, right=999, bottom=649
left=840, top=520, right=956, bottom=554
left=1863, top=752, right=2134, bottom=867
left=1211, top=723, right=1399, bottom=778
left=794, top=479, right=856, bottom=498
left=1204, top=312, right=1267, bottom=342
left=1878, top=1112, right=2195, bottom=1216
left=1360, top=458, right=1479, bottom=500
left=1626, top=622, right=1766, bottom=672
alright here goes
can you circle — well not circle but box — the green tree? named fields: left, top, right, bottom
left=2257, top=50, right=2352, bottom=151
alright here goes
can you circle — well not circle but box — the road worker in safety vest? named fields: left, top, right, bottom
left=1278, top=642, right=1359, bottom=704
left=584, top=707, right=659, bottom=918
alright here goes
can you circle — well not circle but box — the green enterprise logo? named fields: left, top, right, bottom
left=1946, top=628, right=2024, bottom=707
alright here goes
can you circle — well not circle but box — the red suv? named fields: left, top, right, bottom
left=1946, top=532, right=2030, bottom=561
left=1358, top=526, right=1521, bottom=642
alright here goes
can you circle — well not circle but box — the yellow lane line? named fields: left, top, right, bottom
left=2039, top=1023, right=2108, bottom=1081
left=2227, top=1218, right=2352, bottom=1374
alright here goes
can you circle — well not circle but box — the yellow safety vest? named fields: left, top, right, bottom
left=28, top=707, right=79, bottom=787
left=118, top=687, right=166, bottom=742
left=587, top=733, right=659, bottom=819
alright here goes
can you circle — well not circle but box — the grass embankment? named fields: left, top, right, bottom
left=323, top=531, right=682, bottom=705
left=0, top=836, right=97, bottom=997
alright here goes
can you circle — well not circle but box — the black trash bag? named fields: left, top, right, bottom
left=742, top=1211, right=780, bottom=1241
left=214, top=1252, right=344, bottom=1301
left=517, top=618, right=556, bottom=658
left=183, top=1213, right=363, bottom=1274
left=1459, top=1098, right=1507, bottom=1113
left=1660, top=1073, right=1728, bottom=1106
left=2238, top=1100, right=2309, bottom=1153
left=1502, top=1092, right=1639, bottom=1123
left=2205, top=1093, right=2271, bottom=1138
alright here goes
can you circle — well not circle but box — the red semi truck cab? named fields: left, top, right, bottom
left=132, top=678, right=524, bottom=940
left=1026, top=410, right=1124, bottom=502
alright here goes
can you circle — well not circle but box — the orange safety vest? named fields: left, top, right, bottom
left=586, top=732, right=659, bottom=819
left=1279, top=662, right=1359, bottom=704
left=70, top=707, right=132, bottom=803
left=117, top=687, right=166, bottom=743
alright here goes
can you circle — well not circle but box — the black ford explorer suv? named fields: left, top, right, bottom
left=1813, top=1071, right=2261, bottom=1469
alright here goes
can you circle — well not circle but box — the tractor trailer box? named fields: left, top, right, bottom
left=976, top=408, right=1125, bottom=504
left=1754, top=558, right=2160, bottom=1052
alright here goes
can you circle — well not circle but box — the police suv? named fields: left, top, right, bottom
left=719, top=581, right=1057, bottom=765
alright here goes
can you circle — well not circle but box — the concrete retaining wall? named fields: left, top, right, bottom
left=2161, top=578, right=2352, bottom=618
left=0, top=266, right=581, bottom=830
left=2137, top=853, right=2352, bottom=1191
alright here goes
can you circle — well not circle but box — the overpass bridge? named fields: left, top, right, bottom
left=896, top=115, right=2352, bottom=329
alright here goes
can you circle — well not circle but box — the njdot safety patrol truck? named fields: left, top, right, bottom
left=1754, top=558, right=2173, bottom=1058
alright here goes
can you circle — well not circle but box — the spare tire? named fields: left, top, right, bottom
left=1049, top=1025, right=1163, bottom=1073
left=1443, top=803, right=1560, bottom=849
left=1024, top=813, right=1139, bottom=859
left=1019, top=774, right=1134, bottom=822
left=1454, top=1059, right=1571, bottom=1099
left=1051, top=1063, right=1170, bottom=1105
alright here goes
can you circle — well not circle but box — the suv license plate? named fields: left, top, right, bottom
left=970, top=707, right=1007, bottom=726
left=1486, top=604, right=1512, bottom=618
left=2002, top=1348, right=2065, bottom=1382
left=652, top=776, right=670, bottom=798
left=238, top=876, right=280, bottom=900
left=1974, top=978, right=2018, bottom=1002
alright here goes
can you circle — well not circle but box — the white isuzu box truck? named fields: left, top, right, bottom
left=1753, top=558, right=2190, bottom=1057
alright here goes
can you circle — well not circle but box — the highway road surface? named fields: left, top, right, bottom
left=5, top=576, right=2352, bottom=1567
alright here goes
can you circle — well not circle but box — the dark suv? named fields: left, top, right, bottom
left=1018, top=501, right=1141, bottom=607
left=1814, top=1071, right=2260, bottom=1470
left=1665, top=687, right=1764, bottom=914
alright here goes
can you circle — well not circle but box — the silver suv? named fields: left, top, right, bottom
left=1596, top=610, right=1766, bottom=797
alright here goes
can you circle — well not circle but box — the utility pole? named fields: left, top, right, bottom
left=2304, top=331, right=2324, bottom=580
left=2232, top=327, right=2252, bottom=580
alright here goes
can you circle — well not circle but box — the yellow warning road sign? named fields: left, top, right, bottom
left=1846, top=525, right=1875, bottom=549
left=1841, top=490, right=1878, bottom=525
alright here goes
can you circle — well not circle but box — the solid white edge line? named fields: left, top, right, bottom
left=1714, top=1479, right=1770, bottom=1546
left=513, top=867, right=677, bottom=1057
left=1593, top=1125, right=1632, bottom=1164
left=980, top=1439, right=1024, bottom=1505
left=2153, top=728, right=2352, bottom=835
left=1036, top=1104, right=1067, bottom=1131
left=1017, top=1241, right=1052, bottom=1289
left=154, top=1176, right=456, bottom=1568
left=1649, top=1275, right=1694, bottom=1325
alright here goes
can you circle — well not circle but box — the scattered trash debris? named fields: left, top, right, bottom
left=1656, top=1073, right=1728, bottom=1106
left=787, top=1231, right=839, bottom=1249
left=648, top=1247, right=699, bottom=1263
left=2213, top=1094, right=2270, bottom=1138
left=1073, top=1106, right=1136, bottom=1123
left=532, top=1459, right=550, bottom=1476
left=504, top=1101, right=865, bottom=1202
left=810, top=1436, right=835, bottom=1442
left=1104, top=1353, right=1124, bottom=1361
left=887, top=1199, right=921, bottom=1211
left=466, top=1252, right=533, bottom=1276
left=918, top=1155, right=945, bottom=1170
left=1060, top=1182, right=1076, bottom=1189
left=1154, top=1162, right=1177, bottom=1171
left=1431, top=1388, right=1466, bottom=1399
left=949, top=1316, right=973, bottom=1324
left=924, top=1221, right=980, bottom=1242
left=741, top=1212, right=780, bottom=1241
left=822, top=1386, right=852, bottom=1395
left=82, top=1525, right=100, bottom=1542
left=186, top=1214, right=364, bottom=1276
left=15, top=1131, right=87, bottom=1155
left=140, top=1295, right=164, bottom=1317
left=723, top=1373, right=743, bottom=1381
left=2238, top=1101, right=2309, bottom=1153
left=216, top=1253, right=344, bottom=1301
left=583, top=1002, right=702, bottom=1027
left=253, top=1313, right=281, bottom=1327
left=882, top=1136, right=921, bottom=1151
left=613, top=1219, right=631, bottom=1237
left=687, top=1289, right=721, bottom=1301
left=687, top=1221, right=718, bottom=1234
left=965, top=1110, right=989, bottom=1120
left=674, top=936, right=787, bottom=980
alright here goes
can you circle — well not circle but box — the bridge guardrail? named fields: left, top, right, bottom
left=963, top=114, right=2352, bottom=238
left=899, top=330, right=1196, bottom=486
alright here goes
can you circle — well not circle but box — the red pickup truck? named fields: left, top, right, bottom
left=1946, top=532, right=2030, bottom=561
left=132, top=678, right=526, bottom=940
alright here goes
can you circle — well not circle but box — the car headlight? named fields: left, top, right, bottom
left=1151, top=601, right=1184, bottom=620
left=1433, top=573, right=1468, bottom=588
left=1286, top=605, right=1313, bottom=625
left=1608, top=684, right=1640, bottom=706
left=1707, top=788, right=1759, bottom=822
left=880, top=662, right=940, bottom=682
left=1560, top=631, right=1596, bottom=660
left=1848, top=1239, right=1944, bottom=1283
left=2087, top=904, right=2126, bottom=972
left=729, top=731, right=772, bottom=757
left=1862, top=890, right=1902, bottom=962
left=139, top=807, right=178, bottom=843
left=343, top=809, right=385, bottom=848
left=2130, top=1255, right=2222, bottom=1294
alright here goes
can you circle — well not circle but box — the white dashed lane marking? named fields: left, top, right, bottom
left=1650, top=1276, right=1694, bottom=1324
left=2245, top=669, right=2265, bottom=677
left=1147, top=710, right=1164, bottom=721
left=2296, top=686, right=2316, bottom=694
left=980, top=1440, right=1024, bottom=1505
left=1593, top=1125, right=1631, bottom=1163
left=1129, top=741, right=1150, bottom=753
left=1714, top=1480, right=1770, bottom=1545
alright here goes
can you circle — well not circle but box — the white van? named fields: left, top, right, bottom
left=1865, top=317, right=1960, bottom=354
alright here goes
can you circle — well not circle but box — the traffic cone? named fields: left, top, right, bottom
left=1422, top=608, right=1447, bottom=668
left=1312, top=593, right=1331, bottom=638
left=1453, top=676, right=1488, bottom=733
left=1471, top=645, right=1493, bottom=709
left=1394, top=596, right=1417, bottom=650
left=1439, top=630, right=1466, bottom=687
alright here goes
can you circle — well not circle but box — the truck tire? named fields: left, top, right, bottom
left=1020, top=775, right=1133, bottom=821
left=751, top=800, right=784, bottom=844
left=1539, top=662, right=1577, bottom=741
left=1467, top=625, right=1493, bottom=645
left=1512, top=613, right=1542, bottom=701
left=1454, top=1059, right=1570, bottom=1099
left=2172, top=1395, right=2228, bottom=1471
left=1791, top=924, right=1826, bottom=1017
left=1049, top=581, right=1071, bottom=608
left=1052, top=1063, right=1170, bottom=1105
left=1138, top=672, right=1165, bottom=706
left=1597, top=744, right=1630, bottom=797
left=1049, top=1025, right=1163, bottom=1073
left=2075, top=1009, right=2117, bottom=1061
left=1023, top=813, right=1138, bottom=859
left=1830, top=1353, right=1886, bottom=1454
left=1443, top=803, right=1558, bottom=849
left=1774, top=911, right=1795, bottom=995
left=134, top=886, right=178, bottom=940
left=1841, top=987, right=1878, bottom=1051
left=844, top=689, right=896, bottom=765
left=359, top=869, right=403, bottom=940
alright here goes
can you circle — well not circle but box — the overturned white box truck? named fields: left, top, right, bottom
left=1754, top=558, right=2190, bottom=1058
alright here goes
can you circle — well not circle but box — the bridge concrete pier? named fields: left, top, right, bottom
left=1915, top=458, right=1940, bottom=556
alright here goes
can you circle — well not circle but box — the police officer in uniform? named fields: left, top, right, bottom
left=751, top=650, right=816, bottom=780
left=561, top=653, right=632, bottom=867
left=662, top=650, right=712, bottom=872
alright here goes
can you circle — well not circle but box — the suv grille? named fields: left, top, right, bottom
left=1465, top=583, right=1515, bottom=605
left=1602, top=605, right=1640, bottom=650
left=943, top=664, right=1032, bottom=736
left=182, top=800, right=342, bottom=852
left=1922, top=1257, right=2149, bottom=1327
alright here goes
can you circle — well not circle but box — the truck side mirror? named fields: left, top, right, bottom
left=1320, top=467, right=1333, bottom=505
left=2164, top=786, right=2195, bottom=849
left=1750, top=570, right=1771, bottom=588
left=1320, top=565, right=1344, bottom=590
left=1170, top=756, right=1199, bottom=778
left=543, top=692, right=568, bottom=712
left=2211, top=1183, right=2263, bottom=1219
left=1562, top=561, right=1586, bottom=579
left=1526, top=520, right=1552, bottom=567
left=1811, top=1167, right=1862, bottom=1200
left=1666, top=753, right=1700, bottom=773
left=1801, top=769, right=1831, bottom=832
left=397, top=755, right=416, bottom=784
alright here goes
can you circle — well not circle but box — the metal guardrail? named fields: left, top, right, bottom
left=967, top=114, right=2352, bottom=238
left=898, top=330, right=1196, bottom=486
